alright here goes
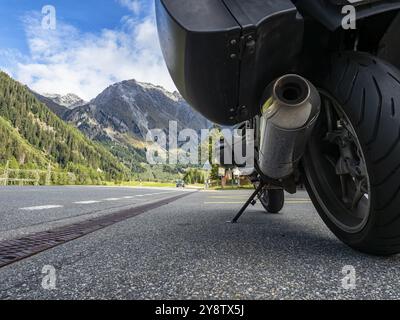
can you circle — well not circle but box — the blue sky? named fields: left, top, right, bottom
left=0, top=0, right=175, bottom=100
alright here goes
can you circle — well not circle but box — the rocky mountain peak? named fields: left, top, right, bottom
left=64, top=79, right=210, bottom=143
left=42, top=93, right=87, bottom=110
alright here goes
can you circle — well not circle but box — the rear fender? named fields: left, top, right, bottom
left=378, top=11, right=400, bottom=68
left=295, top=0, right=400, bottom=31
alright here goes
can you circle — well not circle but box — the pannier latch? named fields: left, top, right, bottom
left=245, top=36, right=256, bottom=55
left=236, top=33, right=256, bottom=60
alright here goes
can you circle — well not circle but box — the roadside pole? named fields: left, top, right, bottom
left=218, top=167, right=226, bottom=190
left=35, top=170, right=40, bottom=186
left=3, top=161, right=9, bottom=186
left=45, top=163, right=52, bottom=186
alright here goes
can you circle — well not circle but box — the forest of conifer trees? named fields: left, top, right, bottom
left=0, top=72, right=131, bottom=184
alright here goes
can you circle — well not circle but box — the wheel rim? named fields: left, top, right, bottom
left=305, top=91, right=371, bottom=233
left=260, top=190, right=270, bottom=207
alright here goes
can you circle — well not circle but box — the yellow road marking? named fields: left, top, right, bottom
left=204, top=200, right=312, bottom=205
left=208, top=196, right=249, bottom=199
left=205, top=202, right=249, bottom=204
left=208, top=196, right=311, bottom=200
left=286, top=201, right=312, bottom=204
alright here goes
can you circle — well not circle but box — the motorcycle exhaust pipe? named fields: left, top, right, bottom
left=258, top=74, right=321, bottom=180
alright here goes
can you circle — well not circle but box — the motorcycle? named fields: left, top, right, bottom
left=156, top=0, right=400, bottom=255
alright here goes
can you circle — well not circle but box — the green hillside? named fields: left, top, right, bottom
left=0, top=115, right=49, bottom=166
left=0, top=71, right=130, bottom=184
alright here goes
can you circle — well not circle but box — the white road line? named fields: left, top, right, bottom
left=20, top=205, right=63, bottom=211
left=136, top=192, right=175, bottom=197
left=150, top=192, right=175, bottom=195
left=74, top=201, right=101, bottom=205
left=17, top=191, right=187, bottom=211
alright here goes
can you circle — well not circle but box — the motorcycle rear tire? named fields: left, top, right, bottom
left=304, top=51, right=400, bottom=255
left=260, top=189, right=284, bottom=214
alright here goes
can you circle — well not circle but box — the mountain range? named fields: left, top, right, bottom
left=0, top=71, right=211, bottom=184
left=42, top=80, right=209, bottom=142
left=36, top=79, right=210, bottom=172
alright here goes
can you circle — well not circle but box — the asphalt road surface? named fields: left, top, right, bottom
left=0, top=186, right=399, bottom=300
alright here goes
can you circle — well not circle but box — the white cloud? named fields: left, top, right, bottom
left=117, top=0, right=141, bottom=15
left=1, top=3, right=176, bottom=100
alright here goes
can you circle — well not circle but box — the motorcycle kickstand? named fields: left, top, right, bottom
left=230, top=182, right=265, bottom=224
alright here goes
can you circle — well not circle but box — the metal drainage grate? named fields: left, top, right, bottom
left=0, top=192, right=192, bottom=268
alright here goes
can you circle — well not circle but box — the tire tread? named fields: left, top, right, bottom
left=307, top=51, right=400, bottom=255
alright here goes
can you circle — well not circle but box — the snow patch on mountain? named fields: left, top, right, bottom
left=42, top=93, right=87, bottom=109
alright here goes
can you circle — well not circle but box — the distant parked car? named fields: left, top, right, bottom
left=176, top=180, right=185, bottom=188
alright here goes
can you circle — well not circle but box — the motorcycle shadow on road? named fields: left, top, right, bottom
left=201, top=208, right=400, bottom=262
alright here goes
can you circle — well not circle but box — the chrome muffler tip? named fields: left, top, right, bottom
left=258, top=74, right=321, bottom=180
left=273, top=74, right=311, bottom=107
